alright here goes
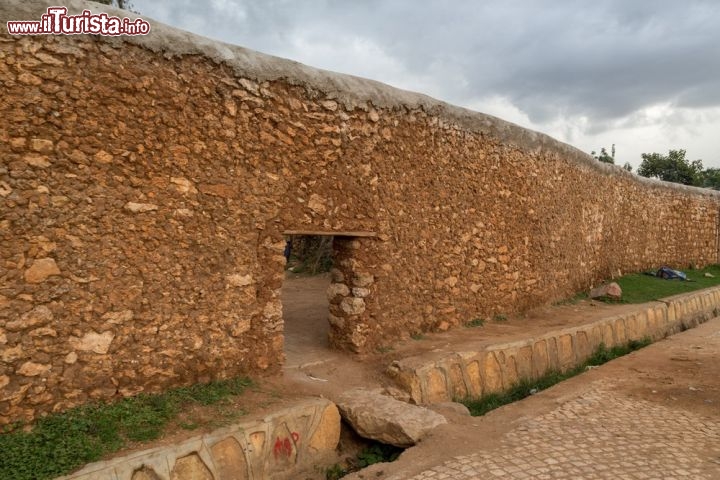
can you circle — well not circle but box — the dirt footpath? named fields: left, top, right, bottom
left=346, top=317, right=720, bottom=479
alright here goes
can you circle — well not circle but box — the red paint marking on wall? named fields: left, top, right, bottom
left=273, top=431, right=300, bottom=460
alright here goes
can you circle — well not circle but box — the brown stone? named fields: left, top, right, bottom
left=30, top=138, right=53, bottom=153
left=340, top=297, right=366, bottom=315
left=6, top=305, right=53, bottom=332
left=353, top=272, right=374, bottom=287
left=1, top=345, right=24, bottom=363
left=69, top=331, right=115, bottom=354
left=124, top=202, right=158, bottom=213
left=94, top=150, right=113, bottom=163
left=170, top=454, right=213, bottom=480
left=211, top=437, right=249, bottom=480
left=326, top=282, right=350, bottom=300
left=64, top=352, right=78, bottom=364
left=226, top=274, right=254, bottom=287
left=24, top=258, right=61, bottom=283
left=337, top=389, right=447, bottom=447
left=24, top=153, right=51, bottom=168
left=17, top=362, right=51, bottom=377
left=307, top=193, right=327, bottom=214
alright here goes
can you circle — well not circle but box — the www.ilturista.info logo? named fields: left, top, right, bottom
left=6, top=6, right=151, bottom=36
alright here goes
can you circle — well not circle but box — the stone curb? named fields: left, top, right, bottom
left=56, top=397, right=340, bottom=480
left=387, top=287, right=720, bottom=404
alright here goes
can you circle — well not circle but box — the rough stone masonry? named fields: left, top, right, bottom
left=1, top=0, right=720, bottom=423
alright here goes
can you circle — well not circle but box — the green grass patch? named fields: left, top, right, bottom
left=325, top=442, right=404, bottom=479
left=465, top=318, right=486, bottom=328
left=460, top=337, right=651, bottom=417
left=607, top=265, right=720, bottom=304
left=554, top=291, right=589, bottom=306
left=493, top=314, right=507, bottom=322
left=0, top=377, right=252, bottom=480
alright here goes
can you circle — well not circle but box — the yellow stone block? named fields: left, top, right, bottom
left=481, top=352, right=503, bottom=393
left=557, top=334, right=574, bottom=370
left=425, top=367, right=449, bottom=403
left=465, top=360, right=483, bottom=397
left=532, top=340, right=549, bottom=378
left=308, top=403, right=341, bottom=453
left=170, top=454, right=213, bottom=480
left=211, top=437, right=249, bottom=480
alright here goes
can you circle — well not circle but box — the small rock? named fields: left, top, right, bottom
left=351, top=287, right=371, bottom=298
left=123, top=202, right=158, bottom=213
left=230, top=317, right=252, bottom=336
left=101, top=310, right=134, bottom=324
left=330, top=268, right=345, bottom=283
left=6, top=305, right=53, bottom=331
left=170, top=177, right=197, bottom=194
left=327, top=283, right=350, bottom=301
left=589, top=282, right=622, bottom=300
left=94, top=150, right=113, bottom=164
left=353, top=272, right=374, bottom=288
left=17, top=362, right=51, bottom=377
left=0, top=181, right=12, bottom=197
left=0, top=375, right=9, bottom=389
left=24, top=258, right=61, bottom=283
left=368, top=109, right=380, bottom=122
left=337, top=389, right=447, bottom=447
left=225, top=273, right=254, bottom=287
left=30, top=138, right=54, bottom=153
left=321, top=100, right=338, bottom=111
left=307, top=193, right=327, bottom=214
left=24, top=153, right=51, bottom=168
left=340, top=297, right=366, bottom=315
left=704, top=272, right=715, bottom=278
left=64, top=352, right=78, bottom=364
left=69, top=331, right=115, bottom=354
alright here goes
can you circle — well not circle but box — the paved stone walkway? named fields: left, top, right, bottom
left=402, top=384, right=720, bottom=480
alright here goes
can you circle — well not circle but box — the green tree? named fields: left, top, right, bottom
left=701, top=167, right=720, bottom=190
left=637, top=149, right=703, bottom=186
left=591, top=144, right=615, bottom=164
left=622, top=162, right=633, bottom=172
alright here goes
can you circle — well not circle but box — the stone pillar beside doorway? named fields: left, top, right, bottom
left=327, top=237, right=375, bottom=353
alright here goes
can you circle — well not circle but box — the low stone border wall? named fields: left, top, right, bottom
left=388, top=287, right=720, bottom=404
left=57, top=398, right=340, bottom=480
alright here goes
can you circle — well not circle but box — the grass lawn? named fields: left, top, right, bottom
left=0, top=377, right=252, bottom=480
left=611, top=264, right=720, bottom=304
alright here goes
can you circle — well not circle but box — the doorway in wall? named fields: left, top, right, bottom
left=280, top=230, right=376, bottom=367
left=281, top=234, right=334, bottom=368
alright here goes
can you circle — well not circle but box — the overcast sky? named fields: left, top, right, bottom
left=133, top=0, right=720, bottom=169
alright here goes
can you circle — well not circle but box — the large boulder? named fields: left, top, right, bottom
left=336, top=389, right=447, bottom=447
left=589, top=282, right=622, bottom=300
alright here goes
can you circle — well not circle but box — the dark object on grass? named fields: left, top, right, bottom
left=656, top=266, right=687, bottom=281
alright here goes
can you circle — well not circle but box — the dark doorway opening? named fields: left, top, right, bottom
left=282, top=234, right=334, bottom=368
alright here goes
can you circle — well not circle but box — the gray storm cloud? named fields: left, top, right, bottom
left=133, top=0, right=720, bottom=164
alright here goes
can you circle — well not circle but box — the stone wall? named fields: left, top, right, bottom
left=2, top=0, right=720, bottom=423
